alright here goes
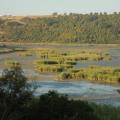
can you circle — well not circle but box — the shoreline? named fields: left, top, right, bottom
left=0, top=42, right=120, bottom=47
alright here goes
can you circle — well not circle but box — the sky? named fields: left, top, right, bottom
left=0, top=0, right=120, bottom=15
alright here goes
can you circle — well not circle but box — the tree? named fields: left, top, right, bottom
left=28, top=91, right=99, bottom=120
left=52, top=12, right=58, bottom=16
left=0, top=63, right=33, bottom=120
left=1, top=13, right=120, bottom=44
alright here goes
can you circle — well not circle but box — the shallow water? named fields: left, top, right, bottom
left=33, top=81, right=118, bottom=95
left=75, top=48, right=120, bottom=68
left=0, top=47, right=120, bottom=106
left=32, top=80, right=120, bottom=106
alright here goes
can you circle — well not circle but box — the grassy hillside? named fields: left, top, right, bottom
left=0, top=13, right=120, bottom=43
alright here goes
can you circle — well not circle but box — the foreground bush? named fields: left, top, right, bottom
left=92, top=104, right=120, bottom=120
left=0, top=65, right=120, bottom=120
left=0, top=64, right=33, bottom=120
left=27, top=91, right=99, bottom=120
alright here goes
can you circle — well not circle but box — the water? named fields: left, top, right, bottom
left=32, top=80, right=120, bottom=106
left=34, top=81, right=117, bottom=95
left=0, top=47, right=120, bottom=106
left=75, top=49, right=120, bottom=68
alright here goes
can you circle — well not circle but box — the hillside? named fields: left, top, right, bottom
left=0, top=13, right=120, bottom=43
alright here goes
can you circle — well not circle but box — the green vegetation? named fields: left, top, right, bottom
left=0, top=47, right=13, bottom=53
left=33, top=48, right=75, bottom=73
left=17, top=51, right=32, bottom=56
left=5, top=59, right=21, bottom=68
left=0, top=45, right=25, bottom=54
left=33, top=48, right=111, bottom=73
left=0, top=65, right=120, bottom=120
left=28, top=91, right=99, bottom=120
left=64, top=52, right=111, bottom=61
left=0, top=13, right=120, bottom=43
left=57, top=66, right=120, bottom=84
left=33, top=48, right=111, bottom=61
left=92, top=104, right=120, bottom=120
left=2, top=48, right=117, bottom=85
left=32, top=48, right=118, bottom=85
left=0, top=65, right=98, bottom=120
left=34, top=60, right=73, bottom=73
left=0, top=64, right=33, bottom=120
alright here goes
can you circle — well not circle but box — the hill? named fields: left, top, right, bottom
left=0, top=13, right=120, bottom=43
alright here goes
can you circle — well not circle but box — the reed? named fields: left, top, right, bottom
left=17, top=51, right=32, bottom=56
left=5, top=60, right=21, bottom=68
left=57, top=66, right=120, bottom=84
left=32, top=48, right=111, bottom=62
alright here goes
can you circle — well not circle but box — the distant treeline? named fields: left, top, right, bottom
left=0, top=12, right=120, bottom=43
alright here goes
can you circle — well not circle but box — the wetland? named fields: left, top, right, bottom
left=0, top=43, right=120, bottom=106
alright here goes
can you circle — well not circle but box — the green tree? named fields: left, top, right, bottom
left=28, top=91, right=99, bottom=120
left=0, top=63, right=33, bottom=120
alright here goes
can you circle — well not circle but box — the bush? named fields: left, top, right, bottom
left=28, top=91, right=99, bottom=120
left=0, top=64, right=33, bottom=120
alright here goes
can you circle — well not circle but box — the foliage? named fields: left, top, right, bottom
left=0, top=45, right=25, bottom=54
left=57, top=66, right=120, bottom=84
left=27, top=91, right=99, bottom=120
left=17, top=51, right=32, bottom=56
left=5, top=60, right=21, bottom=68
left=33, top=48, right=111, bottom=73
left=0, top=64, right=33, bottom=120
left=92, top=104, right=120, bottom=120
left=0, top=64, right=98, bottom=120
left=0, top=13, right=120, bottom=43
left=0, top=65, right=120, bottom=120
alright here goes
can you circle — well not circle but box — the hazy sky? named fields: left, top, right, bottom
left=0, top=0, right=120, bottom=15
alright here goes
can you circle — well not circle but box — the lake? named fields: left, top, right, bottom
left=0, top=44, right=120, bottom=106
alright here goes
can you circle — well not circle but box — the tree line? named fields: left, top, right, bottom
left=0, top=12, right=120, bottom=43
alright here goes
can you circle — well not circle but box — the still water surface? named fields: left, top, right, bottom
left=32, top=80, right=120, bottom=106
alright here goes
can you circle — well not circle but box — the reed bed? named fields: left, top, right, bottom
left=57, top=66, right=120, bottom=84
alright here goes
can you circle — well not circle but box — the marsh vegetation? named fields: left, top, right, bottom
left=28, top=48, right=120, bottom=84
left=0, top=45, right=25, bottom=54
left=2, top=46, right=120, bottom=85
left=0, top=44, right=120, bottom=107
left=33, top=48, right=111, bottom=74
left=57, top=66, right=120, bottom=84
